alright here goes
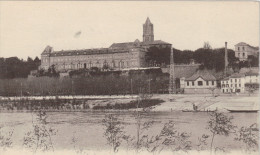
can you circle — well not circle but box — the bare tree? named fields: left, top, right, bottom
left=102, top=114, right=126, bottom=153
left=207, top=112, right=236, bottom=154
left=203, top=42, right=212, bottom=49
left=23, top=111, right=57, bottom=153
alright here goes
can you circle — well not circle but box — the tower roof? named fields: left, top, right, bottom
left=41, top=45, right=53, bottom=55
left=144, top=17, right=152, bottom=25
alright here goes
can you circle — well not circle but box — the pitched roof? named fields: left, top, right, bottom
left=235, top=42, right=248, bottom=46
left=144, top=17, right=152, bottom=25
left=186, top=70, right=216, bottom=81
left=235, top=42, right=259, bottom=50
left=245, top=70, right=259, bottom=76
left=141, top=40, right=171, bottom=45
left=240, top=67, right=259, bottom=74
left=174, top=64, right=200, bottom=79
left=109, top=42, right=137, bottom=49
left=109, top=40, right=171, bottom=49
left=41, top=45, right=53, bottom=55
left=229, top=73, right=245, bottom=78
left=49, top=48, right=132, bottom=57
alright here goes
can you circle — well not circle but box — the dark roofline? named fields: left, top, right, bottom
left=186, top=76, right=216, bottom=81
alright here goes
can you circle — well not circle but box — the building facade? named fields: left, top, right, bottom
left=221, top=73, right=245, bottom=93
left=180, top=70, right=218, bottom=94
left=234, top=42, right=259, bottom=61
left=221, top=71, right=259, bottom=93
left=40, top=18, right=171, bottom=72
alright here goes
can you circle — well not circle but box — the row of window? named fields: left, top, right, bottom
left=187, top=81, right=214, bottom=86
left=222, top=78, right=241, bottom=84
left=55, top=60, right=139, bottom=69
left=237, top=46, right=245, bottom=51
left=222, top=84, right=241, bottom=88
left=237, top=52, right=246, bottom=57
left=222, top=88, right=241, bottom=93
left=49, top=55, right=138, bottom=62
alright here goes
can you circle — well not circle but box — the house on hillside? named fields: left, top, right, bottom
left=180, top=70, right=217, bottom=94
left=234, top=42, right=259, bottom=61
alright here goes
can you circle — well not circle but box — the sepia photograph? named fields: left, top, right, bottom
left=0, top=1, right=259, bottom=155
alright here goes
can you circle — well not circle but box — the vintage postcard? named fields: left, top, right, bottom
left=0, top=1, right=259, bottom=155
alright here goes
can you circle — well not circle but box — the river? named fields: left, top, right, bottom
left=0, top=111, right=258, bottom=152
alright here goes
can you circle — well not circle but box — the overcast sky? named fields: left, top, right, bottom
left=0, top=1, right=259, bottom=59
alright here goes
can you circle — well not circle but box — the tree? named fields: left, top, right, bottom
left=248, top=55, right=259, bottom=67
left=245, top=83, right=258, bottom=96
left=102, top=114, right=127, bottom=153
left=23, top=111, right=57, bottom=153
left=145, top=46, right=171, bottom=67
left=207, top=112, right=236, bottom=153
left=235, top=123, right=259, bottom=152
left=203, top=42, right=212, bottom=49
left=0, top=127, right=13, bottom=151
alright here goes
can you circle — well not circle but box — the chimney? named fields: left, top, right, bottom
left=224, top=42, right=228, bottom=75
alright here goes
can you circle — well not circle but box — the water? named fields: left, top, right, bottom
left=0, top=111, right=258, bottom=151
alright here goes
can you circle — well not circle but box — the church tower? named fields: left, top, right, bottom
left=143, top=17, right=154, bottom=42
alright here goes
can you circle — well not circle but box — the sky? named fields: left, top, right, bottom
left=0, top=1, right=259, bottom=59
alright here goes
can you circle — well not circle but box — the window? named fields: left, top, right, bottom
left=212, top=81, right=214, bottom=85
left=242, top=47, right=245, bottom=50
left=238, top=47, right=240, bottom=51
left=238, top=53, right=240, bottom=57
left=239, top=84, right=241, bottom=87
left=187, top=82, right=189, bottom=86
left=192, top=82, right=194, bottom=86
left=243, top=53, right=245, bottom=57
left=235, top=84, right=237, bottom=87
left=231, top=79, right=232, bottom=82
left=226, top=84, right=229, bottom=87
left=231, top=84, right=232, bottom=87
left=206, top=81, right=209, bottom=85
left=235, top=79, right=237, bottom=83
left=198, top=81, right=203, bottom=86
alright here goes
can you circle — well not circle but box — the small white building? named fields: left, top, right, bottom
left=245, top=70, right=259, bottom=84
left=221, top=73, right=245, bottom=93
left=180, top=70, right=217, bottom=94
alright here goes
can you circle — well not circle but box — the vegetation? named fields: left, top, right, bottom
left=102, top=114, right=127, bottom=153
left=0, top=72, right=169, bottom=96
left=146, top=44, right=258, bottom=71
left=235, top=123, right=259, bottom=152
left=207, top=112, right=236, bottom=153
left=0, top=127, right=13, bottom=151
left=23, top=111, right=57, bottom=153
left=0, top=57, right=40, bottom=79
left=0, top=110, right=258, bottom=154
left=92, top=99, right=164, bottom=110
left=245, top=83, right=259, bottom=96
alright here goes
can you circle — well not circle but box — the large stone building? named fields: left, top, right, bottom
left=40, top=18, right=171, bottom=71
left=234, top=42, right=259, bottom=61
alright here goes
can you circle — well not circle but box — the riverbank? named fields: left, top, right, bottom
left=150, top=94, right=259, bottom=112
left=0, top=94, right=258, bottom=112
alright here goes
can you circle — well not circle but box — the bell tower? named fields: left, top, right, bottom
left=143, top=17, right=154, bottom=42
